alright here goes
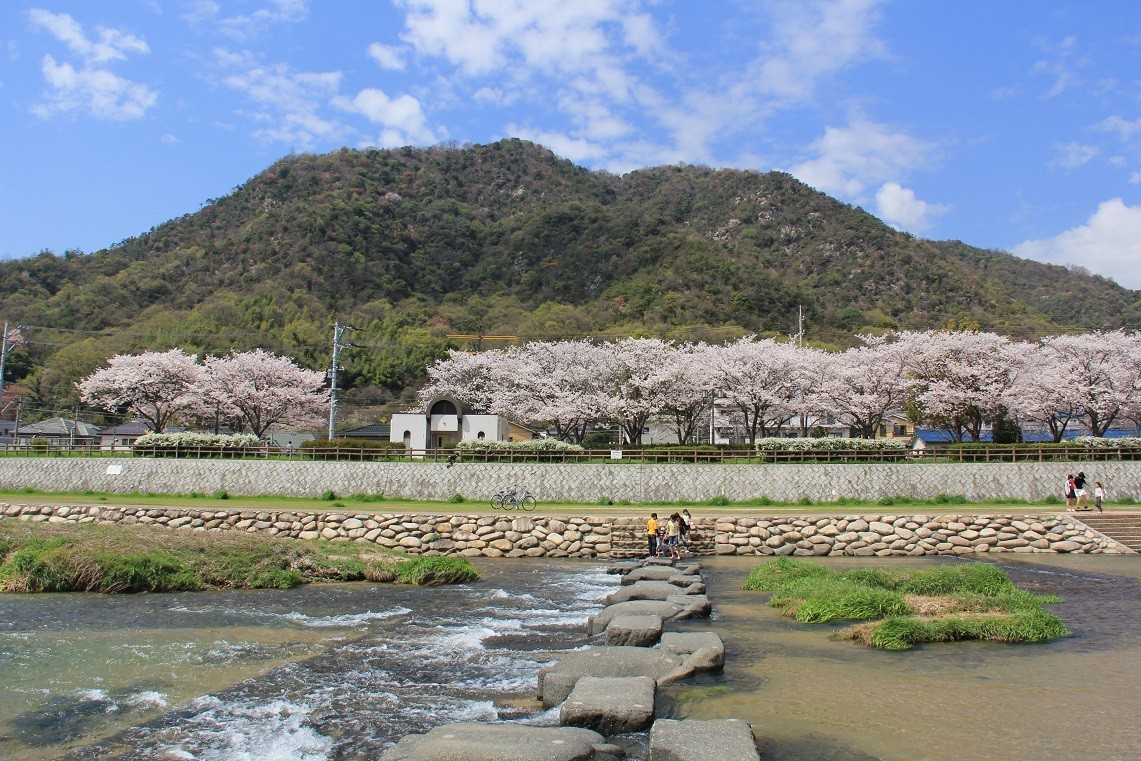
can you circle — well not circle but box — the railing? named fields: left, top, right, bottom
left=3, top=443, right=1141, bottom=463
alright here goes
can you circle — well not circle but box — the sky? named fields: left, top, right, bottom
left=1, top=0, right=1140, bottom=287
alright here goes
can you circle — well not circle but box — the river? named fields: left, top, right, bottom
left=1, top=555, right=1138, bottom=760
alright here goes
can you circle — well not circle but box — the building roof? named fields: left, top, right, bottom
left=98, top=420, right=156, bottom=436
left=336, top=423, right=391, bottom=439
left=18, top=417, right=101, bottom=437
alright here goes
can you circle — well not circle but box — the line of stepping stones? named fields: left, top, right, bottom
left=382, top=557, right=759, bottom=760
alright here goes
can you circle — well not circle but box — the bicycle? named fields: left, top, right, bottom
left=491, top=485, right=537, bottom=511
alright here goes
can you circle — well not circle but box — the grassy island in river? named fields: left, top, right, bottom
left=0, top=521, right=481, bottom=593
left=743, top=558, right=1068, bottom=650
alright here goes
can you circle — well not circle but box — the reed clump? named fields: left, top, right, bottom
left=0, top=521, right=480, bottom=593
left=743, top=557, right=1067, bottom=650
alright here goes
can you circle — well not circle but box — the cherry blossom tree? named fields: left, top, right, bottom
left=657, top=342, right=715, bottom=443
left=905, top=331, right=1030, bottom=442
left=815, top=334, right=915, bottom=439
left=199, top=349, right=329, bottom=438
left=77, top=349, right=202, bottom=433
left=596, top=338, right=678, bottom=445
left=1033, top=331, right=1141, bottom=436
left=496, top=340, right=612, bottom=443
left=1007, top=345, right=1081, bottom=442
left=713, top=337, right=809, bottom=442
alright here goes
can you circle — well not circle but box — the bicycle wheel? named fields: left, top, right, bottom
left=491, top=495, right=504, bottom=509
left=521, top=495, right=537, bottom=511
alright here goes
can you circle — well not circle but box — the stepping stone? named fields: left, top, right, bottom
left=561, top=676, right=656, bottom=735
left=622, top=566, right=681, bottom=584
left=538, top=646, right=690, bottom=708
left=379, top=722, right=621, bottom=761
left=605, top=561, right=643, bottom=576
left=648, top=718, right=760, bottom=761
left=605, top=614, right=664, bottom=646
left=660, top=631, right=725, bottom=670
left=588, top=598, right=710, bottom=636
left=605, top=580, right=705, bottom=605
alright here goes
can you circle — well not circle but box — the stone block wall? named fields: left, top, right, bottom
left=2, top=504, right=1131, bottom=556
left=0, top=457, right=1139, bottom=502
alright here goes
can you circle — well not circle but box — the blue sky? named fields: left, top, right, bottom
left=2, top=0, right=1140, bottom=287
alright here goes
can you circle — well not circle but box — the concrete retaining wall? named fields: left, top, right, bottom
left=0, top=457, right=1139, bottom=502
left=2, top=504, right=1131, bottom=556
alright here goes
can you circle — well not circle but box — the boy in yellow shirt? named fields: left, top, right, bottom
left=646, top=513, right=659, bottom=557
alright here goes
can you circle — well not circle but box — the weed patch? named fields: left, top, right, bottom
left=743, top=557, right=1068, bottom=650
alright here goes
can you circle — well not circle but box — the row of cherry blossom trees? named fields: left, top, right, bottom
left=78, top=348, right=329, bottom=437
left=420, top=331, right=1141, bottom=444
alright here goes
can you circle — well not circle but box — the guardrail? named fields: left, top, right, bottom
left=3, top=443, right=1140, bottom=463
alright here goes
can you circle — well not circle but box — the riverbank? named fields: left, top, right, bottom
left=0, top=521, right=480, bottom=593
left=3, top=502, right=1133, bottom=559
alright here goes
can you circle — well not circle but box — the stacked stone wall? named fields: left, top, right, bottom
left=2, top=504, right=1130, bottom=556
left=1, top=457, right=1140, bottom=502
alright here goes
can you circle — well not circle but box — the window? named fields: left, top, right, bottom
left=429, top=400, right=458, bottom=416
left=477, top=431, right=485, bottom=439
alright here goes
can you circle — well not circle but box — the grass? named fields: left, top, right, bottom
left=0, top=521, right=481, bottom=593
left=743, top=557, right=1068, bottom=650
left=0, top=487, right=1093, bottom=516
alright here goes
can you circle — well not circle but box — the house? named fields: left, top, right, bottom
left=874, top=412, right=914, bottom=440
left=0, top=418, right=15, bottom=445
left=17, top=417, right=101, bottom=446
left=98, top=420, right=156, bottom=451
left=389, top=397, right=535, bottom=450
left=334, top=423, right=391, bottom=442
left=268, top=431, right=317, bottom=449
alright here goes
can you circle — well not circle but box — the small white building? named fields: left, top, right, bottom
left=389, top=397, right=534, bottom=450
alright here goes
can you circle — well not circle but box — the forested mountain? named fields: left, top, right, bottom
left=1, top=139, right=1137, bottom=424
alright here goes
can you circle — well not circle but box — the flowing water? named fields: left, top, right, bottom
left=1, top=555, right=1138, bottom=760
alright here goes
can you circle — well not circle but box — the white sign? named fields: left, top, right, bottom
left=105, top=464, right=123, bottom=475
left=610, top=450, right=623, bottom=460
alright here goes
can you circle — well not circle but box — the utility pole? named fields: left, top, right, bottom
left=0, top=322, right=11, bottom=403
left=327, top=322, right=355, bottom=440
left=797, top=305, right=804, bottom=348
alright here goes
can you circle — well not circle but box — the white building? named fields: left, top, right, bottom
left=389, top=397, right=534, bottom=450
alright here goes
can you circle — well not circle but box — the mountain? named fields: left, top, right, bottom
left=1, top=139, right=1137, bottom=419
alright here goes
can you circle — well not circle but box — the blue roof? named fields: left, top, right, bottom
left=914, top=427, right=1141, bottom=445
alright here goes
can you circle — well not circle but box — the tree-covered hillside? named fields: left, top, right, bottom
left=1, top=139, right=1137, bottom=425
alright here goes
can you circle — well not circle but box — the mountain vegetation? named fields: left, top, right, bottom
left=1, top=139, right=1137, bottom=427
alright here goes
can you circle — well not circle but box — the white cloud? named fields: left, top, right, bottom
left=29, top=8, right=149, bottom=63
left=874, top=182, right=950, bottom=234
left=1030, top=35, right=1088, bottom=99
left=218, top=52, right=344, bottom=147
left=1049, top=141, right=1099, bottom=170
left=189, top=0, right=309, bottom=39
left=1132, top=171, right=1141, bottom=184
left=161, top=133, right=179, bottom=144
left=1013, top=199, right=1141, bottom=289
left=787, top=115, right=937, bottom=198
left=505, top=125, right=608, bottom=164
left=368, top=42, right=406, bottom=71
left=750, top=0, right=887, bottom=104
left=28, top=10, right=156, bottom=120
left=333, top=88, right=435, bottom=145
left=1096, top=115, right=1141, bottom=141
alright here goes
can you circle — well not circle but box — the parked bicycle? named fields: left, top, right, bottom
left=491, top=485, right=537, bottom=511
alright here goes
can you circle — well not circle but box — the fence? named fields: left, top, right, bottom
left=4, top=442, right=1141, bottom=464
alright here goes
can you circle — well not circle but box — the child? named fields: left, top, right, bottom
left=1065, top=474, right=1076, bottom=511
left=1094, top=482, right=1105, bottom=513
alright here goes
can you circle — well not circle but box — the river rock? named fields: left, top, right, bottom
left=648, top=718, right=760, bottom=761
left=561, top=676, right=656, bottom=735
left=538, top=646, right=692, bottom=707
left=379, top=723, right=620, bottom=761
left=605, top=614, right=664, bottom=646
left=588, top=598, right=710, bottom=635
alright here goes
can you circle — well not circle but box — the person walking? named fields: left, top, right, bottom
left=1074, top=471, right=1089, bottom=510
left=646, top=513, right=659, bottom=558
left=679, top=509, right=692, bottom=553
left=666, top=513, right=682, bottom=560
left=1094, top=481, right=1106, bottom=512
left=1065, top=474, right=1076, bottom=511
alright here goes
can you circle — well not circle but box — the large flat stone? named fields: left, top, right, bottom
left=660, top=631, right=725, bottom=670
left=561, top=676, right=656, bottom=735
left=380, top=722, right=619, bottom=761
left=606, top=580, right=705, bottom=605
left=622, top=566, right=680, bottom=584
left=588, top=597, right=710, bottom=636
left=538, top=646, right=690, bottom=708
left=605, top=614, right=664, bottom=646
left=648, top=718, right=760, bottom=761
